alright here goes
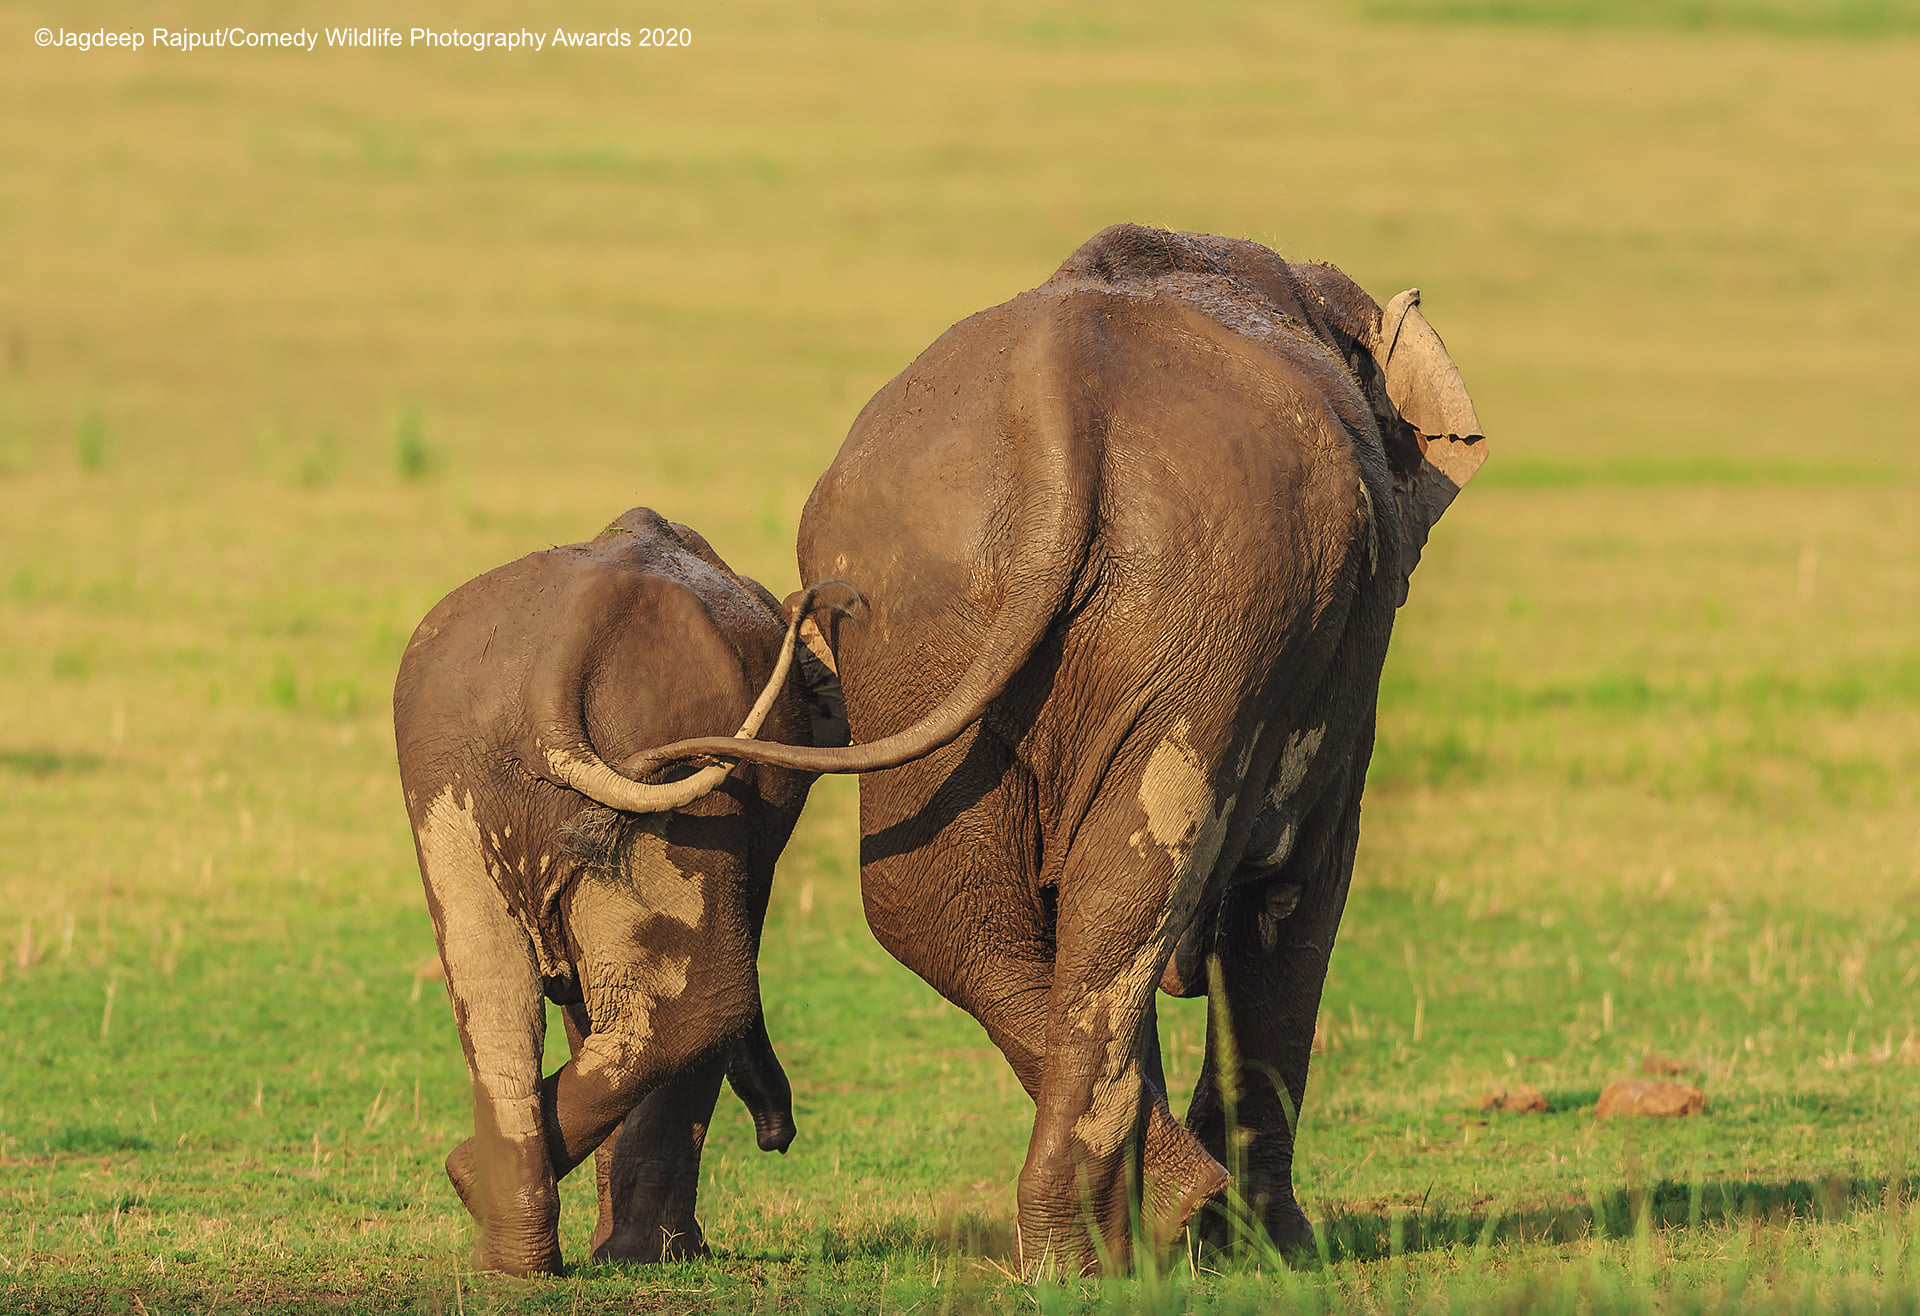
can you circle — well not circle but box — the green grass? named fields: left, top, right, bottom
left=3, top=0, right=1919, bottom=1310
left=4, top=832, right=1919, bottom=1311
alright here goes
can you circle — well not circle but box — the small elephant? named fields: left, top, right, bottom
left=392, top=507, right=847, bottom=1275
left=639, top=226, right=1488, bottom=1273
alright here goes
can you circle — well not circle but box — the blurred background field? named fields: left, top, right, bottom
left=1, top=0, right=1916, bottom=1310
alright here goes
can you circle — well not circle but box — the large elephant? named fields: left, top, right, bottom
left=639, top=225, right=1487, bottom=1274
left=392, top=507, right=848, bottom=1275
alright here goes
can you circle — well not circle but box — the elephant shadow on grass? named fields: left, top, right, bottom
left=696, top=1172, right=1919, bottom=1275
left=1305, top=1172, right=1920, bottom=1267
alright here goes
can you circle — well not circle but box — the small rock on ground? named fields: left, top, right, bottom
left=1480, top=1086, right=1549, bottom=1114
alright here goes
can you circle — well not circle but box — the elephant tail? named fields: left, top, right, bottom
left=538, top=581, right=843, bottom=813
left=625, top=314, right=1100, bottom=778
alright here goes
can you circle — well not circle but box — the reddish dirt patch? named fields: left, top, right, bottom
left=1480, top=1086, right=1549, bottom=1114
left=1595, top=1078, right=1704, bottom=1118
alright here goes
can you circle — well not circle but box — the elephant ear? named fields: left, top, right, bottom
left=1373, top=289, right=1488, bottom=604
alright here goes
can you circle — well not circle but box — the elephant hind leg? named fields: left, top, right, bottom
left=1140, top=998, right=1231, bottom=1247
left=561, top=961, right=784, bottom=1266
left=860, top=752, right=1223, bottom=1263
left=1017, top=719, right=1248, bottom=1276
left=922, top=908, right=1223, bottom=1259
left=533, top=868, right=760, bottom=1267
left=1017, top=904, right=1165, bottom=1276
left=589, top=1055, right=728, bottom=1265
left=558, top=968, right=726, bottom=1271
left=419, top=804, right=559, bottom=1275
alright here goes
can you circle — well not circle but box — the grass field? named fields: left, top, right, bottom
left=2, top=0, right=1918, bottom=1310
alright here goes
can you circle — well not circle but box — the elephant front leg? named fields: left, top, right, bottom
left=724, top=1011, right=797, bottom=1154
left=1185, top=785, right=1362, bottom=1257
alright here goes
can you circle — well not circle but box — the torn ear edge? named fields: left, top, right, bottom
left=1387, top=416, right=1487, bottom=492
left=1423, top=428, right=1488, bottom=490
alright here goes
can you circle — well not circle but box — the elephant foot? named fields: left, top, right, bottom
left=1148, top=1156, right=1231, bottom=1248
left=446, top=1138, right=564, bottom=1276
left=725, top=1014, right=798, bottom=1154
left=749, top=1106, right=796, bottom=1154
left=1194, top=1185, right=1315, bottom=1260
left=592, top=1218, right=710, bottom=1265
left=1264, top=1195, right=1316, bottom=1256
left=1015, top=1163, right=1131, bottom=1278
left=1015, top=1216, right=1100, bottom=1280
left=1144, top=1118, right=1230, bottom=1247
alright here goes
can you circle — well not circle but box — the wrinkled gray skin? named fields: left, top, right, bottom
left=393, top=508, right=847, bottom=1275
left=640, top=226, right=1487, bottom=1274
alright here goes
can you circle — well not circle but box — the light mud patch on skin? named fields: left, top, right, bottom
left=620, top=826, right=706, bottom=931
left=1127, top=720, right=1252, bottom=941
left=416, top=785, right=543, bottom=1140
left=567, top=877, right=695, bottom=1085
left=1072, top=1056, right=1145, bottom=1152
left=1247, top=725, right=1328, bottom=870
left=1059, top=971, right=1157, bottom=1159
left=1269, top=725, right=1326, bottom=805
left=1129, top=720, right=1214, bottom=863
left=570, top=880, right=699, bottom=1011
